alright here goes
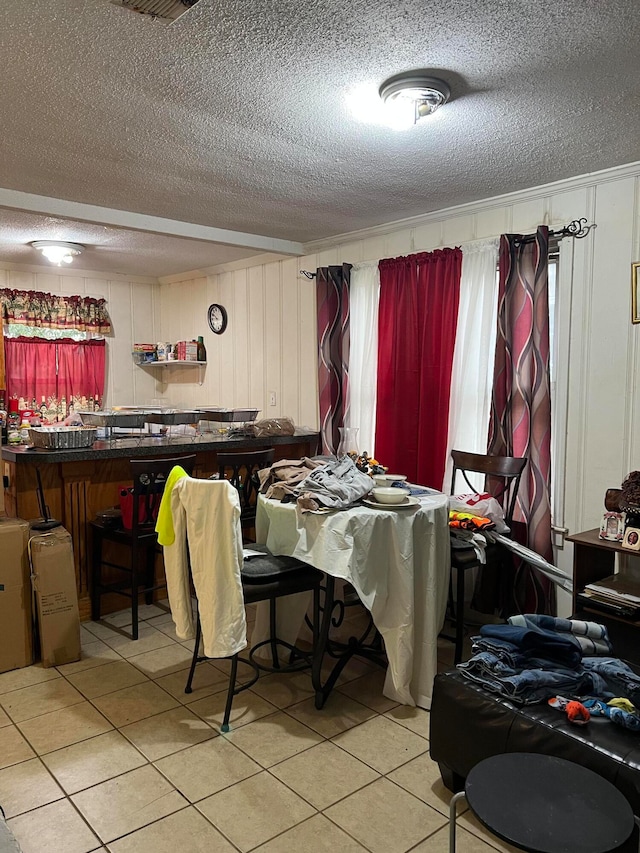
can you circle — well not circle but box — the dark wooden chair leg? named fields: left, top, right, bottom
left=131, top=540, right=139, bottom=640
left=144, top=543, right=155, bottom=606
left=91, top=529, right=103, bottom=622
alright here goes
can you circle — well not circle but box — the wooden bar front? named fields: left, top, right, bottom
left=2, top=431, right=319, bottom=620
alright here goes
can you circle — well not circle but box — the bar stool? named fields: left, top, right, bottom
left=449, top=752, right=636, bottom=853
left=90, top=454, right=196, bottom=639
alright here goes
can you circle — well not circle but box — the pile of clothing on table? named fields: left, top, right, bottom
left=258, top=455, right=374, bottom=512
left=458, top=614, right=640, bottom=731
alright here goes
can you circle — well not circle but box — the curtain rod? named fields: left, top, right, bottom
left=514, top=218, right=595, bottom=245
left=300, top=218, right=596, bottom=277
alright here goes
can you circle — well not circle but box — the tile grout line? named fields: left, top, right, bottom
left=2, top=606, right=451, bottom=853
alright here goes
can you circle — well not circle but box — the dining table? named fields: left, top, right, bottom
left=253, top=489, right=450, bottom=709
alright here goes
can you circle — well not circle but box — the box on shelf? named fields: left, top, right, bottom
left=29, top=526, right=81, bottom=667
left=175, top=341, right=199, bottom=361
left=132, top=343, right=158, bottom=365
left=0, top=517, right=33, bottom=674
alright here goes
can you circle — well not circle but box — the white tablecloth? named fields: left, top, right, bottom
left=255, top=493, right=450, bottom=709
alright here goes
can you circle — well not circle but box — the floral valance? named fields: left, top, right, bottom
left=0, top=289, right=112, bottom=334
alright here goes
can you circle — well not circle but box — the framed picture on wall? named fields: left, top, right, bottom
left=632, top=262, right=640, bottom=324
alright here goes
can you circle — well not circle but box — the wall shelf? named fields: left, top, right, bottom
left=134, top=358, right=207, bottom=386
left=139, top=360, right=207, bottom=367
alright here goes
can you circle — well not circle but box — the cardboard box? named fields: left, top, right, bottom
left=0, top=517, right=33, bottom=674
left=29, top=526, right=81, bottom=667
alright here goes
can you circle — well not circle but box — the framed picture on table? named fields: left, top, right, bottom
left=622, top=526, right=640, bottom=551
left=599, top=511, right=625, bottom=541
left=632, top=262, right=640, bottom=324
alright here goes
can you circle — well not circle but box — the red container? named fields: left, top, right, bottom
left=118, top=487, right=159, bottom=530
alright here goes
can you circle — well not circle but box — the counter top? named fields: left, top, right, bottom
left=1, top=429, right=320, bottom=465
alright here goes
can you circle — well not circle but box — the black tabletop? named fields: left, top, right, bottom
left=465, top=752, right=634, bottom=853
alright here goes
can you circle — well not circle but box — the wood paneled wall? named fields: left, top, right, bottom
left=156, top=162, right=640, bottom=608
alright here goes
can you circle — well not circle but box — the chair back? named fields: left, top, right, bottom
left=450, top=450, right=527, bottom=526
left=129, top=454, right=196, bottom=533
left=217, top=448, right=275, bottom=532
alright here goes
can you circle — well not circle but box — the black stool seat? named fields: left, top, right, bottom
left=465, top=753, right=634, bottom=853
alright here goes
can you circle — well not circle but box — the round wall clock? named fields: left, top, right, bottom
left=207, top=303, right=228, bottom=335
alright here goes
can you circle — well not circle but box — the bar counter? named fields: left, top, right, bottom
left=2, top=430, right=320, bottom=619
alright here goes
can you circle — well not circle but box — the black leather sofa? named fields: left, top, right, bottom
left=430, top=669, right=640, bottom=819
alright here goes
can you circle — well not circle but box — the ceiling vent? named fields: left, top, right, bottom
left=109, top=0, right=201, bottom=23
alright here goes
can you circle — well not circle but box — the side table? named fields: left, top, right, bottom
left=449, top=752, right=636, bottom=853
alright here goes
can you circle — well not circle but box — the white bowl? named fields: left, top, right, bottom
left=372, top=487, right=409, bottom=505
left=373, top=474, right=407, bottom=487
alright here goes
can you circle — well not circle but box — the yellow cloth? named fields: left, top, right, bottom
left=155, top=465, right=190, bottom=546
left=608, top=697, right=637, bottom=713
left=449, top=510, right=494, bottom=531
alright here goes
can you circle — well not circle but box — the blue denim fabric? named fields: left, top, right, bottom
left=471, top=637, right=581, bottom=672
left=470, top=636, right=528, bottom=669
left=509, top=613, right=609, bottom=640
left=508, top=614, right=612, bottom=655
left=458, top=652, right=599, bottom=704
left=581, top=657, right=640, bottom=706
left=480, top=623, right=582, bottom=668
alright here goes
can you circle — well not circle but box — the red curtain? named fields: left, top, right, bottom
left=56, top=340, right=106, bottom=405
left=487, top=226, right=553, bottom=614
left=5, top=338, right=58, bottom=405
left=316, top=264, right=352, bottom=455
left=375, top=248, right=462, bottom=486
left=4, top=337, right=105, bottom=417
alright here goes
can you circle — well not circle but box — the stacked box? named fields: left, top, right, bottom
left=175, top=341, right=199, bottom=361
left=0, top=518, right=33, bottom=674
left=30, top=526, right=81, bottom=667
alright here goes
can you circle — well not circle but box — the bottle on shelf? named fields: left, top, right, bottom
left=197, top=335, right=207, bottom=362
left=60, top=396, right=67, bottom=422
left=46, top=397, right=57, bottom=424
left=39, top=396, right=47, bottom=420
left=94, top=394, right=100, bottom=411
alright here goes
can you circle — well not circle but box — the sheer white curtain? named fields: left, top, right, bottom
left=444, top=238, right=499, bottom=492
left=346, top=261, right=380, bottom=457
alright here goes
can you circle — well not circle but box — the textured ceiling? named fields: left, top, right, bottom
left=1, top=0, right=639, bottom=277
left=0, top=209, right=261, bottom=278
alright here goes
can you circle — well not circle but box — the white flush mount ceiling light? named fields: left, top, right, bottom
left=379, top=73, right=451, bottom=129
left=31, top=241, right=85, bottom=266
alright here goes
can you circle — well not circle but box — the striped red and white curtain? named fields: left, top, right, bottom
left=316, top=264, right=352, bottom=455
left=487, top=226, right=553, bottom=613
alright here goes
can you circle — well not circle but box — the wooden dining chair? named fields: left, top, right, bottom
left=217, top=448, right=274, bottom=540
left=90, top=454, right=196, bottom=639
left=446, top=449, right=527, bottom=664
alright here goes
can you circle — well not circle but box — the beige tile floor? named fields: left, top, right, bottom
left=0, top=604, right=518, bottom=853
